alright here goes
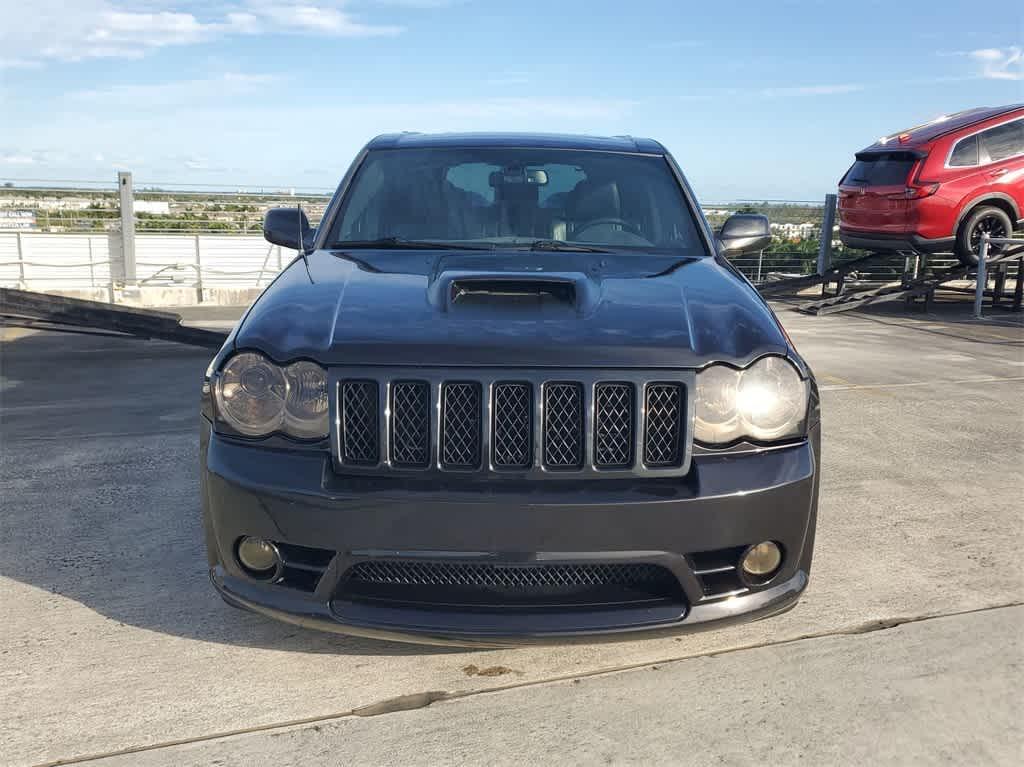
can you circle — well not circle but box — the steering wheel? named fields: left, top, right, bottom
left=572, top=218, right=644, bottom=239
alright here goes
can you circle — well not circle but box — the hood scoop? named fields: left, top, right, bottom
left=430, top=271, right=598, bottom=315
left=452, top=277, right=576, bottom=306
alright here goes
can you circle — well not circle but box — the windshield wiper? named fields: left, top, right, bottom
left=331, top=237, right=494, bottom=251
left=522, top=240, right=614, bottom=253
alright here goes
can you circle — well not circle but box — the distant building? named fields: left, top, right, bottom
left=770, top=222, right=818, bottom=241
left=135, top=200, right=171, bottom=215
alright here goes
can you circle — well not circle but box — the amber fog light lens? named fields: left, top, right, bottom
left=236, top=536, right=281, bottom=578
left=740, top=541, right=782, bottom=579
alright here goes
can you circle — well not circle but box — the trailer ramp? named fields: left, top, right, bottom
left=797, top=247, right=1023, bottom=316
left=0, top=288, right=227, bottom=348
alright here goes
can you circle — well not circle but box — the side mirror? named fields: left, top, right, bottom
left=264, top=207, right=314, bottom=251
left=717, top=213, right=771, bottom=256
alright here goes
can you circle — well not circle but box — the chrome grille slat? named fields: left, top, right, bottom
left=391, top=381, right=430, bottom=467
left=543, top=382, right=584, bottom=469
left=594, top=382, right=634, bottom=468
left=644, top=383, right=684, bottom=467
left=333, top=369, right=692, bottom=477
left=340, top=380, right=379, bottom=465
left=441, top=382, right=482, bottom=469
left=492, top=383, right=532, bottom=468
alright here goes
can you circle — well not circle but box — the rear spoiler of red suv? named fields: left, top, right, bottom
left=854, top=148, right=926, bottom=160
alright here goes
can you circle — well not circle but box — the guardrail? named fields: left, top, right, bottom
left=0, top=231, right=297, bottom=300
left=0, top=175, right=854, bottom=301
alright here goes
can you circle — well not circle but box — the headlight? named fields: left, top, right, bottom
left=214, top=352, right=328, bottom=440
left=695, top=356, right=808, bottom=445
left=282, top=360, right=330, bottom=439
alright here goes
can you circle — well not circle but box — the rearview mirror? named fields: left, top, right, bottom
left=264, top=207, right=314, bottom=251
left=717, top=213, right=771, bottom=256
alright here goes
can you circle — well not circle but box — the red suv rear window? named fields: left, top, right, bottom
left=842, top=152, right=918, bottom=187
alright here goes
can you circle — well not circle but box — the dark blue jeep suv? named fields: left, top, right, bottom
left=199, top=132, right=821, bottom=646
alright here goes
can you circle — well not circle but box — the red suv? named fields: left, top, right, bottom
left=838, top=104, right=1024, bottom=264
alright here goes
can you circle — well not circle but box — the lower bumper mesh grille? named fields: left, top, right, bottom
left=339, top=560, right=685, bottom=608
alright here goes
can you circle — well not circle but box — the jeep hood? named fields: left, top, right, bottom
left=233, top=249, right=789, bottom=368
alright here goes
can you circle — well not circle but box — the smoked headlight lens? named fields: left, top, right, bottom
left=215, top=352, right=287, bottom=436
left=695, top=357, right=808, bottom=444
left=214, top=353, right=328, bottom=439
left=282, top=360, right=329, bottom=439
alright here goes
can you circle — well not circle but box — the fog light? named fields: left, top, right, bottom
left=740, top=541, right=782, bottom=581
left=236, top=536, right=281, bottom=579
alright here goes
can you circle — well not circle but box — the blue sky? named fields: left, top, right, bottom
left=1, top=0, right=1021, bottom=200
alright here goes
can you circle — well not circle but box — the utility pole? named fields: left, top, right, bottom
left=118, top=171, right=136, bottom=285
left=817, top=193, right=837, bottom=276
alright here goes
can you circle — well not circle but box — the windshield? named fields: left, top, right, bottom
left=327, top=147, right=706, bottom=254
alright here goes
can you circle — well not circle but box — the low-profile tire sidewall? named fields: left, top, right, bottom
left=955, top=205, right=1013, bottom=266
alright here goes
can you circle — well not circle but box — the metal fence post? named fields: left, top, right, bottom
left=756, top=249, right=764, bottom=283
left=974, top=234, right=989, bottom=319
left=194, top=234, right=204, bottom=303
left=817, top=193, right=837, bottom=276
left=87, top=237, right=95, bottom=288
left=15, top=231, right=26, bottom=288
left=118, top=171, right=136, bottom=285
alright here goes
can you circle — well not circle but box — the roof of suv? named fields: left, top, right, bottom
left=861, top=104, right=1024, bottom=153
left=366, top=132, right=667, bottom=154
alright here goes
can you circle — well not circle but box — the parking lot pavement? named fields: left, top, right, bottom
left=84, top=606, right=1024, bottom=766
left=2, top=305, right=1022, bottom=766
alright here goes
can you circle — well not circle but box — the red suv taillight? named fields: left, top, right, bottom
left=905, top=182, right=940, bottom=199
left=886, top=182, right=939, bottom=200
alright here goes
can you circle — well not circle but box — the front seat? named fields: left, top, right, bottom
left=565, top=180, right=622, bottom=241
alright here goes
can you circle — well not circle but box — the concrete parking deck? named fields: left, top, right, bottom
left=2, top=304, right=1022, bottom=766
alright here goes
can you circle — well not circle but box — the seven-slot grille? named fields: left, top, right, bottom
left=336, top=373, right=689, bottom=475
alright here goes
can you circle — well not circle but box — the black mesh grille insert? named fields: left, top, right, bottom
left=340, top=380, right=379, bottom=465
left=492, top=383, right=532, bottom=468
left=594, top=383, right=634, bottom=468
left=644, top=383, right=684, bottom=467
left=441, top=382, right=482, bottom=469
left=339, top=560, right=684, bottom=608
left=543, top=382, right=583, bottom=469
left=391, top=381, right=430, bottom=467
left=347, top=561, right=672, bottom=589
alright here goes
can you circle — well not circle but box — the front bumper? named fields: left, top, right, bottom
left=201, top=419, right=820, bottom=646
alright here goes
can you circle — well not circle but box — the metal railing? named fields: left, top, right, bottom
left=0, top=174, right=848, bottom=298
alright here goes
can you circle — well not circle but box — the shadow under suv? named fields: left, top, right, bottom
left=200, top=133, right=820, bottom=646
left=838, top=104, right=1024, bottom=264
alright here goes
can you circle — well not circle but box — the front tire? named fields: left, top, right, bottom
left=955, top=206, right=1013, bottom=266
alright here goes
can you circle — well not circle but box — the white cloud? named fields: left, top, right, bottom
left=0, top=1, right=405, bottom=68
left=251, top=3, right=401, bottom=35
left=70, top=72, right=282, bottom=108
left=0, top=153, right=38, bottom=166
left=968, top=46, right=1023, bottom=81
left=680, top=83, right=865, bottom=101
left=760, top=83, right=864, bottom=97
